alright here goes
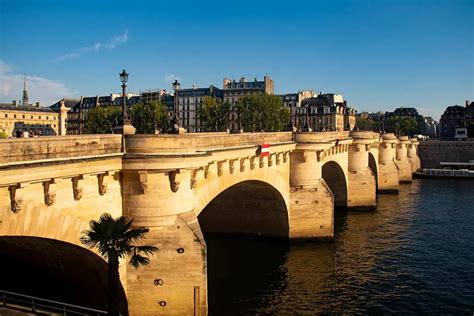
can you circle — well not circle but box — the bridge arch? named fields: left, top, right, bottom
left=0, top=236, right=127, bottom=313
left=322, top=161, right=348, bottom=208
left=197, top=180, right=289, bottom=238
left=368, top=152, right=378, bottom=191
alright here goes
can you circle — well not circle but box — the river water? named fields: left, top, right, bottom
left=206, top=179, right=474, bottom=315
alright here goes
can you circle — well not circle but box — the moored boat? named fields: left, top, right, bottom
left=414, top=168, right=474, bottom=179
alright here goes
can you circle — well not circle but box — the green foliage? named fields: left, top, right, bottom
left=384, top=116, right=418, bottom=136
left=81, top=213, right=157, bottom=315
left=236, top=94, right=290, bottom=132
left=131, top=101, right=170, bottom=134
left=83, top=107, right=122, bottom=134
left=0, top=131, right=8, bottom=139
left=356, top=117, right=377, bottom=131
left=198, top=96, right=231, bottom=132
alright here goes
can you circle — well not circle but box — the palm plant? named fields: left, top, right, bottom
left=81, top=213, right=157, bottom=316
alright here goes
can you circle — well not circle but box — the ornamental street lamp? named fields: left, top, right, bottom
left=172, top=79, right=181, bottom=133
left=120, top=69, right=130, bottom=124
left=114, top=69, right=135, bottom=152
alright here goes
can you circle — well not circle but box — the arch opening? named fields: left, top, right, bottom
left=198, top=180, right=289, bottom=238
left=322, top=161, right=348, bottom=208
left=368, top=152, right=378, bottom=192
left=198, top=180, right=289, bottom=314
left=0, top=236, right=127, bottom=314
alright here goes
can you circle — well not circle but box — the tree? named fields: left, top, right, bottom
left=236, top=94, right=290, bottom=132
left=356, top=117, right=377, bottom=131
left=83, top=107, right=122, bottom=134
left=198, top=96, right=230, bottom=132
left=131, top=101, right=170, bottom=134
left=384, top=116, right=417, bottom=136
left=81, top=213, right=157, bottom=316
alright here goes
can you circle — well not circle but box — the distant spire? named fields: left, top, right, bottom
left=22, top=73, right=29, bottom=106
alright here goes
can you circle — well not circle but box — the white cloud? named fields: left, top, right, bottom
left=0, top=60, right=77, bottom=106
left=164, top=73, right=181, bottom=84
left=58, top=30, right=128, bottom=61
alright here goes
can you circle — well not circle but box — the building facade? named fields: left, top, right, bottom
left=66, top=93, right=140, bottom=135
left=0, top=79, right=69, bottom=137
left=0, top=103, right=61, bottom=137
left=280, top=90, right=317, bottom=128
left=223, top=76, right=274, bottom=130
left=175, top=85, right=223, bottom=133
left=296, top=94, right=356, bottom=131
left=440, top=100, right=474, bottom=139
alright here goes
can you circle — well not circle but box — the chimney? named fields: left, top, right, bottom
left=35, top=102, right=40, bottom=107
left=12, top=100, right=17, bottom=106
left=466, top=100, right=470, bottom=107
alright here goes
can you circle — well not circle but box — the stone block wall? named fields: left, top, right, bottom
left=418, top=140, right=474, bottom=168
left=0, top=134, right=122, bottom=164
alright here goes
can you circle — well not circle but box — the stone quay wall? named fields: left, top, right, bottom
left=418, top=140, right=474, bottom=168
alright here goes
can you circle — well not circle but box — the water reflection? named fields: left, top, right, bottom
left=206, top=180, right=474, bottom=314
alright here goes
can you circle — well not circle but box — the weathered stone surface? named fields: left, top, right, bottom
left=0, top=132, right=422, bottom=315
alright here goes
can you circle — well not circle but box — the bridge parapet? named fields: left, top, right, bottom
left=125, top=132, right=293, bottom=153
left=0, top=135, right=122, bottom=164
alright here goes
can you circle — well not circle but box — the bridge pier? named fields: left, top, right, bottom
left=408, top=138, right=421, bottom=173
left=396, top=136, right=412, bottom=183
left=122, top=169, right=207, bottom=316
left=347, top=132, right=377, bottom=210
left=378, top=133, right=400, bottom=193
left=289, top=145, right=334, bottom=240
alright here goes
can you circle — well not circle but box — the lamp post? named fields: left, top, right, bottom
left=120, top=69, right=130, bottom=125
left=172, top=79, right=181, bottom=133
left=114, top=69, right=135, bottom=152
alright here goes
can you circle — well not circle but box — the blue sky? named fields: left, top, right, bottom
left=0, top=0, right=472, bottom=120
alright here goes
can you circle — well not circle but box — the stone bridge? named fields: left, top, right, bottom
left=0, top=131, right=421, bottom=315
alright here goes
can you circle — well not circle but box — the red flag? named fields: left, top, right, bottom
left=260, top=143, right=270, bottom=157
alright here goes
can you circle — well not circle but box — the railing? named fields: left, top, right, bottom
left=0, top=289, right=107, bottom=315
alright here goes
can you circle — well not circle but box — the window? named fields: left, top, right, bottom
left=39, top=116, right=41, bottom=119
left=22, top=115, right=25, bottom=119
left=46, top=116, right=49, bottom=120
left=31, top=115, right=33, bottom=119
left=14, top=114, right=17, bottom=118
left=4, top=114, right=7, bottom=118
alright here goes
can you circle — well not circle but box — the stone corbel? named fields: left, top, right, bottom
left=43, top=178, right=61, bottom=206
left=391, top=143, right=395, bottom=149
left=250, top=156, right=257, bottom=170
left=316, top=150, right=325, bottom=162
left=229, top=159, right=238, bottom=175
left=276, top=153, right=282, bottom=165
left=302, top=151, right=309, bottom=162
left=9, top=183, right=28, bottom=213
left=72, top=175, right=87, bottom=201
left=190, top=168, right=203, bottom=189
left=168, top=169, right=181, bottom=193
left=217, top=160, right=227, bottom=177
left=240, top=157, right=249, bottom=172
left=268, top=154, right=274, bottom=167
left=97, top=172, right=109, bottom=196
left=204, top=162, right=213, bottom=179
left=138, top=170, right=149, bottom=194
left=259, top=156, right=265, bottom=168
left=283, top=152, right=289, bottom=163
left=365, top=144, right=371, bottom=151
